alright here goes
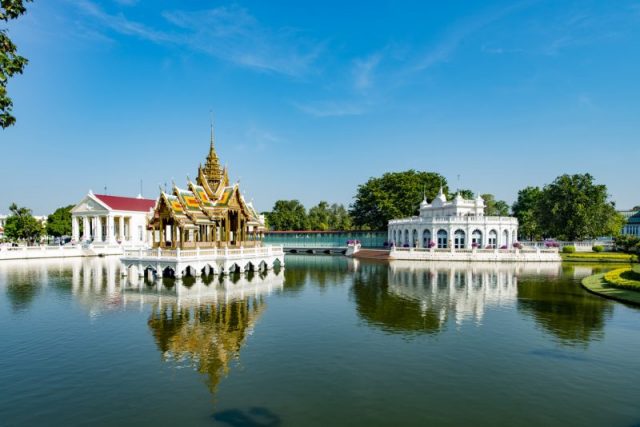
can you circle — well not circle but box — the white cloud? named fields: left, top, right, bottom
left=74, top=2, right=324, bottom=77
left=293, top=100, right=368, bottom=117
left=352, top=53, right=382, bottom=91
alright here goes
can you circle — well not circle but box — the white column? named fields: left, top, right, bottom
left=95, top=216, right=103, bottom=242
left=72, top=216, right=80, bottom=242
left=119, top=216, right=125, bottom=242
left=108, top=215, right=115, bottom=243
left=82, top=216, right=89, bottom=241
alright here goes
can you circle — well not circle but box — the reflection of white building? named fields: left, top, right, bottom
left=388, top=188, right=519, bottom=249
left=387, top=261, right=560, bottom=326
left=71, top=191, right=156, bottom=246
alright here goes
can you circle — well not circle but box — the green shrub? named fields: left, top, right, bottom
left=562, top=245, right=576, bottom=254
left=604, top=268, right=640, bottom=291
left=592, top=245, right=604, bottom=253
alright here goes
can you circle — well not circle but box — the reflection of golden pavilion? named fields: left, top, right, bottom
left=387, top=261, right=560, bottom=326
left=136, top=272, right=283, bottom=396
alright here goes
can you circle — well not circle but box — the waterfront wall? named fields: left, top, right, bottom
left=389, top=246, right=561, bottom=262
left=264, top=231, right=387, bottom=248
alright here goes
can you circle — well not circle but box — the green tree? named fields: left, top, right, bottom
left=455, top=189, right=475, bottom=199
left=350, top=170, right=447, bottom=230
left=328, top=203, right=352, bottom=230
left=512, top=186, right=543, bottom=240
left=4, top=203, right=43, bottom=244
left=481, top=194, right=510, bottom=216
left=308, top=201, right=331, bottom=230
left=46, top=205, right=74, bottom=237
left=1, top=0, right=31, bottom=128
left=536, top=174, right=620, bottom=240
left=265, top=200, right=308, bottom=231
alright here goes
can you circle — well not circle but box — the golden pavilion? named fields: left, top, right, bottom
left=150, top=128, right=265, bottom=249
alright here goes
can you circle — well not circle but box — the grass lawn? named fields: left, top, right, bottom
left=561, top=252, right=638, bottom=263
left=581, top=272, right=640, bottom=306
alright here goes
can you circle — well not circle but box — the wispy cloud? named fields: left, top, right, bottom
left=292, top=100, right=369, bottom=117
left=352, top=53, right=382, bottom=91
left=74, top=2, right=323, bottom=77
left=413, top=2, right=533, bottom=71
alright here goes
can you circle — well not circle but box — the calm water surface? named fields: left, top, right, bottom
left=0, top=256, right=639, bottom=427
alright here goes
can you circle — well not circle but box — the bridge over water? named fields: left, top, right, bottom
left=263, top=231, right=387, bottom=254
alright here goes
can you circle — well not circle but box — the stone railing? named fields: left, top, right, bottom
left=123, top=245, right=284, bottom=260
left=389, top=216, right=518, bottom=226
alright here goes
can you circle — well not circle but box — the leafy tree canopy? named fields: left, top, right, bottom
left=455, top=189, right=475, bottom=199
left=307, top=201, right=353, bottom=231
left=481, top=193, right=510, bottom=216
left=1, top=0, right=31, bottom=128
left=536, top=173, right=622, bottom=240
left=265, top=200, right=308, bottom=231
left=4, top=203, right=43, bottom=244
left=512, top=186, right=543, bottom=240
left=46, top=205, right=74, bottom=237
left=350, top=170, right=447, bottom=230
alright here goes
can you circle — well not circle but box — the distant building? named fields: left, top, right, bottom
left=0, top=214, right=6, bottom=239
left=388, top=188, right=519, bottom=249
left=621, top=209, right=640, bottom=237
left=71, top=192, right=156, bottom=246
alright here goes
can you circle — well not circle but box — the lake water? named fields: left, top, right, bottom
left=1, top=255, right=639, bottom=427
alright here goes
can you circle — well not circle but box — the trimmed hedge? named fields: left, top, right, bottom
left=562, top=245, right=576, bottom=254
left=592, top=245, right=604, bottom=253
left=604, top=268, right=640, bottom=291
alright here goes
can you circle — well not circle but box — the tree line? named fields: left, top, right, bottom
left=264, top=201, right=352, bottom=231
left=264, top=170, right=628, bottom=241
left=2, top=204, right=73, bottom=244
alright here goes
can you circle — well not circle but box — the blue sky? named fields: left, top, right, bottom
left=1, top=0, right=639, bottom=215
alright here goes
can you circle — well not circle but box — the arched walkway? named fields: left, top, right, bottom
left=423, top=229, right=432, bottom=248
left=471, top=229, right=482, bottom=248
left=437, top=229, right=448, bottom=249
left=454, top=229, right=466, bottom=249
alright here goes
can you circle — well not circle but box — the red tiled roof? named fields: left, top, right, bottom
left=94, top=194, right=156, bottom=212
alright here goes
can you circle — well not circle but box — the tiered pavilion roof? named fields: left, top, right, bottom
left=150, top=128, right=265, bottom=249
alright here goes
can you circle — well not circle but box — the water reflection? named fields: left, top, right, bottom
left=517, top=264, right=614, bottom=346
left=122, top=270, right=283, bottom=396
left=352, top=261, right=558, bottom=334
left=0, top=257, right=285, bottom=397
left=282, top=255, right=351, bottom=294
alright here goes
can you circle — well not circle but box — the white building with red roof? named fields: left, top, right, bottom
left=71, top=191, right=156, bottom=246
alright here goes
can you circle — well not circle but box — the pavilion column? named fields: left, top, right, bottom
left=72, top=216, right=80, bottom=242
left=95, top=216, right=103, bottom=242
left=107, top=215, right=115, bottom=243
left=82, top=216, right=89, bottom=241
left=119, top=216, right=125, bottom=242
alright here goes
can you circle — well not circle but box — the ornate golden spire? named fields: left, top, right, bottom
left=202, top=123, right=222, bottom=186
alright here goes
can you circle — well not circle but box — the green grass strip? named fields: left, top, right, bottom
left=561, top=252, right=638, bottom=263
left=581, top=273, right=640, bottom=306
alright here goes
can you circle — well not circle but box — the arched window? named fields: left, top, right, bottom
left=488, top=230, right=498, bottom=248
left=412, top=229, right=418, bottom=247
left=437, top=229, right=448, bottom=249
left=423, top=229, right=432, bottom=248
left=512, top=230, right=517, bottom=244
left=503, top=230, right=509, bottom=248
left=454, top=229, right=466, bottom=249
left=404, top=229, right=409, bottom=246
left=472, top=229, right=483, bottom=248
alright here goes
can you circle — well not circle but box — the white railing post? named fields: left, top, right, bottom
left=177, top=247, right=181, bottom=260
left=157, top=247, right=161, bottom=258
left=195, top=247, right=199, bottom=257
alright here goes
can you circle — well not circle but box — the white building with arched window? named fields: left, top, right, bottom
left=388, top=188, right=518, bottom=249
